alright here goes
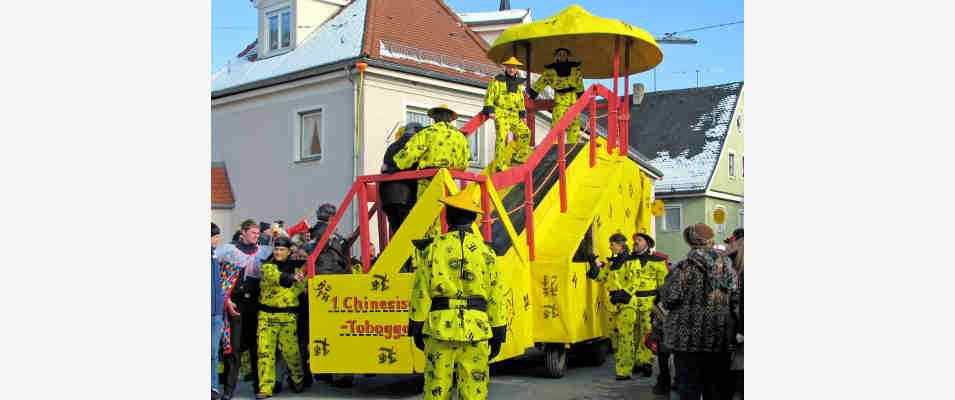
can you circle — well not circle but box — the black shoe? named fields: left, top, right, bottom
left=615, top=375, right=632, bottom=381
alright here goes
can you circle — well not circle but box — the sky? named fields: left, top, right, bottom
left=211, top=0, right=743, bottom=92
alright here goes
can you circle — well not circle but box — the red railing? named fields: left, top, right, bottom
left=306, top=168, right=493, bottom=277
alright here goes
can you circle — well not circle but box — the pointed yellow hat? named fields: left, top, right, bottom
left=501, top=56, right=524, bottom=67
left=440, top=184, right=484, bottom=214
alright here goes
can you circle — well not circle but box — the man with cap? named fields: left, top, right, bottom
left=482, top=57, right=532, bottom=172
left=407, top=185, right=508, bottom=400
left=528, top=48, right=585, bottom=144
left=659, top=223, right=737, bottom=400
left=394, top=105, right=471, bottom=199
left=255, top=236, right=307, bottom=399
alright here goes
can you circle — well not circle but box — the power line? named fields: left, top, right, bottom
left=662, top=20, right=743, bottom=37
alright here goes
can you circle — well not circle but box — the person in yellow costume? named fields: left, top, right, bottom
left=255, top=237, right=307, bottom=399
left=482, top=57, right=532, bottom=172
left=407, top=185, right=508, bottom=400
left=528, top=48, right=585, bottom=144
left=585, top=232, right=665, bottom=380
left=626, top=233, right=669, bottom=378
left=394, top=105, right=472, bottom=199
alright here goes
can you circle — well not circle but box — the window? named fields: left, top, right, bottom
left=299, top=109, right=322, bottom=161
left=267, top=7, right=292, bottom=52
left=714, top=206, right=726, bottom=233
left=406, top=107, right=484, bottom=168
left=662, top=204, right=682, bottom=232
left=728, top=152, right=736, bottom=179
left=737, top=113, right=743, bottom=135
left=739, top=209, right=744, bottom=228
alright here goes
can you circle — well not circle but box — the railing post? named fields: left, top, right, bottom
left=621, top=41, right=631, bottom=156
left=357, top=182, right=371, bottom=273
left=481, top=182, right=492, bottom=241
left=609, top=36, right=620, bottom=155
left=589, top=93, right=597, bottom=167
left=558, top=118, right=567, bottom=213
left=524, top=170, right=535, bottom=261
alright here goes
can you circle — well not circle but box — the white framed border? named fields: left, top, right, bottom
left=292, top=104, right=327, bottom=164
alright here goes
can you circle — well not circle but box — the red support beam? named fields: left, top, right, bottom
left=609, top=36, right=620, bottom=155
left=558, top=116, right=567, bottom=213
left=589, top=94, right=597, bottom=167
left=480, top=182, right=492, bottom=241
left=524, top=170, right=535, bottom=261
left=621, top=41, right=631, bottom=156
left=357, top=182, right=371, bottom=273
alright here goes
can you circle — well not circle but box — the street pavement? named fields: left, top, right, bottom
left=228, top=349, right=677, bottom=399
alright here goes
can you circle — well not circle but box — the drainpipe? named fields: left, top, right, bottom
left=354, top=61, right=368, bottom=258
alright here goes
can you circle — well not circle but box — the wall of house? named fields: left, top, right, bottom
left=211, top=209, right=236, bottom=241
left=653, top=196, right=706, bottom=259
left=704, top=197, right=743, bottom=245
left=211, top=75, right=357, bottom=237
left=709, top=88, right=745, bottom=196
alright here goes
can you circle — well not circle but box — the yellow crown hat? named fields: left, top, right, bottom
left=501, top=56, right=524, bottom=67
left=439, top=184, right=484, bottom=214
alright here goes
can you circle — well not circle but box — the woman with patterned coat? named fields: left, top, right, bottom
left=659, top=223, right=737, bottom=400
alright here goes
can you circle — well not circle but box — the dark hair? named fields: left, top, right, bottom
left=609, top=233, right=627, bottom=244
left=240, top=219, right=258, bottom=231
left=446, top=207, right=477, bottom=227
left=211, top=222, right=221, bottom=237
left=431, top=109, right=455, bottom=123
left=273, top=236, right=293, bottom=249
left=231, top=230, right=241, bottom=243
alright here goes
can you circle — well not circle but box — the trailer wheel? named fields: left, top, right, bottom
left=543, top=344, right=567, bottom=378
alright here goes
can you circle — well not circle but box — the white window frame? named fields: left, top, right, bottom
left=728, top=151, right=737, bottom=180
left=405, top=106, right=485, bottom=168
left=264, top=4, right=293, bottom=55
left=662, top=204, right=683, bottom=232
left=294, top=105, right=325, bottom=163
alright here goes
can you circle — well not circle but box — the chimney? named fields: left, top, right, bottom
left=499, top=0, right=510, bottom=11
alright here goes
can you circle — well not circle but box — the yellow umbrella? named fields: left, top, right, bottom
left=488, top=4, right=663, bottom=79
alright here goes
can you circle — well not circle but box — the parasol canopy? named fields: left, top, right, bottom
left=487, top=4, right=663, bottom=79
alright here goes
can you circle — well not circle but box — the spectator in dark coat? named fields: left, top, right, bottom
left=659, top=223, right=737, bottom=400
left=212, top=223, right=224, bottom=399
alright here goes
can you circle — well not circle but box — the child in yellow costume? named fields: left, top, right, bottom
left=482, top=57, right=532, bottom=172
left=255, top=237, right=306, bottom=399
left=528, top=48, right=584, bottom=144
left=407, top=185, right=509, bottom=400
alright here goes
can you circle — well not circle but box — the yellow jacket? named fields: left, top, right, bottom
left=410, top=228, right=507, bottom=342
left=393, top=121, right=471, bottom=171
left=597, top=252, right=667, bottom=311
left=259, top=260, right=306, bottom=309
left=484, top=73, right=526, bottom=115
left=531, top=62, right=584, bottom=97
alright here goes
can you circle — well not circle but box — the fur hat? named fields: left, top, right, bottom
left=633, top=233, right=655, bottom=249
left=683, top=223, right=715, bottom=247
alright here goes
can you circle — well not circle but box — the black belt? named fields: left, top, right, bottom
left=430, top=297, right=488, bottom=312
left=634, top=290, right=658, bottom=298
left=259, top=304, right=299, bottom=314
left=554, top=87, right=578, bottom=94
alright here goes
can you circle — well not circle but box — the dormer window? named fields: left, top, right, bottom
left=267, top=7, right=292, bottom=52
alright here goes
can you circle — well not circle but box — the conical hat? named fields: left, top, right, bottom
left=439, top=184, right=483, bottom=214
left=501, top=56, right=524, bottom=66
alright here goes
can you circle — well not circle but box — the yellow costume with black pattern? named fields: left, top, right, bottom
left=531, top=62, right=585, bottom=144
left=484, top=73, right=532, bottom=172
left=256, top=260, right=306, bottom=396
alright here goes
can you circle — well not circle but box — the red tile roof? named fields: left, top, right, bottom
left=362, top=0, right=496, bottom=84
left=212, top=163, right=235, bottom=208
